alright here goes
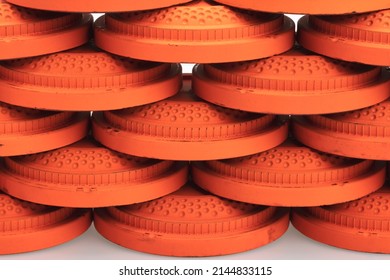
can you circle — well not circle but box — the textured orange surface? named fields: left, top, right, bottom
left=6, top=0, right=192, bottom=12
left=0, top=43, right=182, bottom=111
left=0, top=0, right=92, bottom=59
left=0, top=138, right=188, bottom=207
left=193, top=47, right=390, bottom=114
left=298, top=10, right=390, bottom=66
left=192, top=139, right=386, bottom=206
left=293, top=98, right=390, bottom=160
left=94, top=182, right=289, bottom=256
left=92, top=76, right=288, bottom=160
left=213, top=0, right=390, bottom=14
left=2, top=0, right=389, bottom=257
left=0, top=192, right=91, bottom=254
left=292, top=183, right=390, bottom=253
left=94, top=0, right=295, bottom=63
left=0, top=102, right=89, bottom=156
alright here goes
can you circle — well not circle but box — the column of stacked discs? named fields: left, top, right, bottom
left=0, top=0, right=188, bottom=254
left=201, top=0, right=390, bottom=253
left=0, top=0, right=389, bottom=256
left=91, top=0, right=296, bottom=257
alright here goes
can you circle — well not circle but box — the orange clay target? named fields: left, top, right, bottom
left=0, top=44, right=182, bottom=111
left=94, top=182, right=289, bottom=257
left=193, top=47, right=390, bottom=115
left=292, top=183, right=390, bottom=253
left=192, top=140, right=386, bottom=207
left=0, top=0, right=92, bottom=60
left=0, top=102, right=89, bottom=156
left=0, top=192, right=92, bottom=254
left=0, top=138, right=188, bottom=208
left=5, top=0, right=192, bottom=12
left=92, top=76, right=288, bottom=161
left=292, top=98, right=390, bottom=160
left=94, top=0, right=295, bottom=63
left=213, top=0, right=390, bottom=15
left=298, top=10, right=390, bottom=66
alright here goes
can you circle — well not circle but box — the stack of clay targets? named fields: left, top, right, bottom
left=0, top=0, right=92, bottom=254
left=1, top=0, right=389, bottom=257
left=208, top=0, right=390, bottom=253
left=91, top=0, right=295, bottom=256
left=290, top=8, right=390, bottom=252
left=0, top=0, right=189, bottom=254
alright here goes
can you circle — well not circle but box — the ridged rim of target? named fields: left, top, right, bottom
left=0, top=1, right=92, bottom=59
left=94, top=183, right=289, bottom=256
left=291, top=183, right=390, bottom=253
left=0, top=139, right=188, bottom=207
left=192, top=141, right=386, bottom=207
left=94, top=1, right=295, bottom=63
left=298, top=13, right=390, bottom=66
left=92, top=76, right=288, bottom=160
left=0, top=104, right=89, bottom=156
left=292, top=99, right=390, bottom=160
left=0, top=45, right=182, bottom=111
left=0, top=192, right=92, bottom=254
left=192, top=53, right=390, bottom=114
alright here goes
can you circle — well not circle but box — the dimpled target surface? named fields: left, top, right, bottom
left=0, top=102, right=89, bottom=156
left=298, top=10, right=390, bottom=66
left=0, top=192, right=92, bottom=254
left=0, top=44, right=182, bottom=111
left=0, top=138, right=188, bottom=207
left=192, top=140, right=386, bottom=206
left=94, top=182, right=290, bottom=256
left=0, top=0, right=92, bottom=59
left=94, top=0, right=295, bottom=63
left=292, top=98, right=390, bottom=160
left=292, top=183, right=390, bottom=253
left=92, top=76, right=288, bottom=161
left=193, top=47, right=390, bottom=115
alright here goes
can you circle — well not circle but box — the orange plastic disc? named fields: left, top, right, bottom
left=94, top=0, right=295, bottom=63
left=92, top=76, right=288, bottom=161
left=6, top=0, right=192, bottom=12
left=0, top=44, right=182, bottom=111
left=192, top=140, right=386, bottom=207
left=0, top=192, right=92, bottom=254
left=213, top=0, right=390, bottom=15
left=0, top=138, right=188, bottom=208
left=0, top=102, right=89, bottom=156
left=298, top=11, right=390, bottom=66
left=94, top=182, right=289, bottom=256
left=292, top=182, right=390, bottom=253
left=292, top=98, right=390, bottom=160
left=0, top=1, right=92, bottom=60
left=193, top=47, right=390, bottom=115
